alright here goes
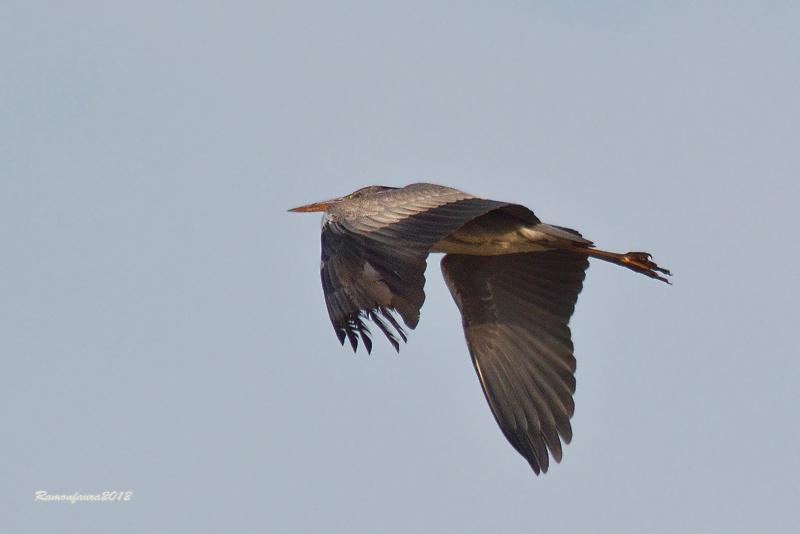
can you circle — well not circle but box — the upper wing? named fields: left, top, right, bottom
left=321, top=185, right=527, bottom=352
left=441, top=250, right=589, bottom=473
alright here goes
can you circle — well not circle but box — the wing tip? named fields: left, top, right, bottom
left=334, top=308, right=410, bottom=353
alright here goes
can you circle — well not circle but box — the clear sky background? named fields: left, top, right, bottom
left=2, top=1, right=799, bottom=532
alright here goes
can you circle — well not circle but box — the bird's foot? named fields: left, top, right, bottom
left=620, top=252, right=672, bottom=284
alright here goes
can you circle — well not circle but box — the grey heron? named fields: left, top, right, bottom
left=289, top=183, right=669, bottom=474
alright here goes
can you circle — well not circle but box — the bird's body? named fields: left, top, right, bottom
left=290, top=183, right=669, bottom=474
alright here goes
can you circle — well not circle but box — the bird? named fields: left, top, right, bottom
left=289, top=183, right=669, bottom=474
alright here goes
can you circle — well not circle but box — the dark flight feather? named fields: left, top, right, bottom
left=441, top=250, right=589, bottom=473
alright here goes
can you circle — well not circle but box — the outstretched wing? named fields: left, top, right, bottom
left=321, top=184, right=534, bottom=353
left=441, top=250, right=589, bottom=473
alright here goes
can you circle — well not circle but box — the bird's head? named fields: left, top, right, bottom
left=288, top=185, right=396, bottom=212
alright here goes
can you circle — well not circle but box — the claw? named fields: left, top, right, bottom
left=620, top=252, right=672, bottom=284
left=559, top=244, right=672, bottom=284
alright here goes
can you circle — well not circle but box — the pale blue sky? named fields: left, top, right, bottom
left=2, top=1, right=799, bottom=532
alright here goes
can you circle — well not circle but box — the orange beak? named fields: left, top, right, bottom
left=288, top=200, right=334, bottom=213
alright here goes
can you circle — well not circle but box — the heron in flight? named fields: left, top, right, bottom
left=289, top=183, right=669, bottom=474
